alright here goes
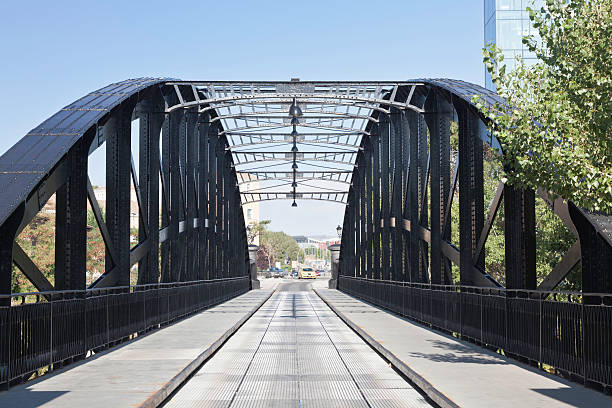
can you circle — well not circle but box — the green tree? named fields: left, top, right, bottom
left=247, top=220, right=271, bottom=244
left=473, top=0, right=612, bottom=212
left=259, top=230, right=300, bottom=266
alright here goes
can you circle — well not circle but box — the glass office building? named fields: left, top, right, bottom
left=484, top=0, right=542, bottom=90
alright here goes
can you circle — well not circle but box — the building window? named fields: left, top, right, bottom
left=247, top=208, right=253, bottom=220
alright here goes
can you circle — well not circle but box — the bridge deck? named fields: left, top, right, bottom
left=315, top=287, right=612, bottom=408
left=164, top=280, right=431, bottom=408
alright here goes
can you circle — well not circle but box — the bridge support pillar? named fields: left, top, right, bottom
left=248, top=245, right=260, bottom=289
left=425, top=93, right=453, bottom=285
left=456, top=102, right=484, bottom=286
left=328, top=244, right=341, bottom=289
left=504, top=185, right=536, bottom=289
left=136, top=96, right=164, bottom=285
left=55, top=132, right=93, bottom=290
left=407, top=111, right=429, bottom=283
left=105, top=104, right=136, bottom=287
left=569, top=204, right=612, bottom=294
left=0, top=205, right=24, bottom=301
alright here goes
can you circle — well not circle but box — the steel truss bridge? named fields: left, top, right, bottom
left=0, top=78, right=611, bottom=395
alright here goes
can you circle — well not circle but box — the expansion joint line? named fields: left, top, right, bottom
left=305, top=292, right=373, bottom=408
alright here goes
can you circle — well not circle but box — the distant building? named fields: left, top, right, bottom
left=240, top=175, right=260, bottom=245
left=39, top=185, right=139, bottom=230
left=293, top=235, right=340, bottom=250
left=484, top=0, right=543, bottom=90
left=91, top=186, right=139, bottom=229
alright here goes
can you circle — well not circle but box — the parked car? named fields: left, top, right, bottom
left=315, top=269, right=324, bottom=276
left=298, top=267, right=317, bottom=279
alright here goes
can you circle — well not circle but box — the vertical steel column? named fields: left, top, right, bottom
left=371, top=123, right=381, bottom=279
left=504, top=185, right=536, bottom=289
left=353, top=163, right=361, bottom=277
left=216, top=136, right=226, bottom=278
left=359, top=152, right=367, bottom=279
left=418, top=112, right=429, bottom=281
left=185, top=110, right=198, bottom=282
left=569, top=205, right=612, bottom=293
left=0, top=205, right=24, bottom=300
left=407, top=111, right=427, bottom=282
left=456, top=101, right=484, bottom=285
left=160, top=114, right=171, bottom=282
left=177, top=112, right=188, bottom=281
left=199, top=118, right=210, bottom=280
left=137, top=97, right=163, bottom=284
left=380, top=114, right=391, bottom=281
left=364, top=137, right=373, bottom=280
left=223, top=149, right=231, bottom=278
left=390, top=108, right=404, bottom=281
left=400, top=111, right=411, bottom=281
left=105, top=104, right=134, bottom=286
left=425, top=92, right=452, bottom=285
left=208, top=125, right=218, bottom=279
left=339, top=211, right=348, bottom=277
left=168, top=110, right=182, bottom=282
left=55, top=131, right=93, bottom=290
left=347, top=184, right=355, bottom=276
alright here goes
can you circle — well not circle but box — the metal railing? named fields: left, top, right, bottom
left=339, top=276, right=612, bottom=390
left=0, top=277, right=250, bottom=388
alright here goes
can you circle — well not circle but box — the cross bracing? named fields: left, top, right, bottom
left=0, top=77, right=611, bottom=393
left=0, top=77, right=610, bottom=298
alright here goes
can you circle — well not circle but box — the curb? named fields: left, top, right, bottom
left=140, top=289, right=275, bottom=408
left=313, top=288, right=459, bottom=408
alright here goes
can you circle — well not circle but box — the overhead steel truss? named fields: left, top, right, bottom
left=0, top=77, right=610, bottom=299
left=0, top=77, right=610, bottom=393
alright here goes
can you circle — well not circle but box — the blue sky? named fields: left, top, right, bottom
left=0, top=0, right=486, bottom=237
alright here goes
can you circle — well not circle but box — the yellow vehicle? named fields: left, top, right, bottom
left=298, top=267, right=317, bottom=279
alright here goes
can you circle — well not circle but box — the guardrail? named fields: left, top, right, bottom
left=339, top=276, right=612, bottom=391
left=0, top=277, right=250, bottom=388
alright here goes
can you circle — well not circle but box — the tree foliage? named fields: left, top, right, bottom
left=247, top=220, right=271, bottom=244
left=12, top=210, right=108, bottom=294
left=257, top=227, right=300, bottom=269
left=473, top=0, right=612, bottom=212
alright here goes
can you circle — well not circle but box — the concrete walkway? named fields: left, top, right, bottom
left=315, top=288, right=612, bottom=408
left=0, top=288, right=274, bottom=408
left=165, top=280, right=431, bottom=407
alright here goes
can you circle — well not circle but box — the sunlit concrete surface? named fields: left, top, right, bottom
left=316, top=288, right=612, bottom=408
left=164, top=280, right=431, bottom=408
left=0, top=290, right=274, bottom=408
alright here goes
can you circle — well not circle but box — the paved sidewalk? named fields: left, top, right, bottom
left=315, top=288, right=612, bottom=408
left=0, top=289, right=274, bottom=408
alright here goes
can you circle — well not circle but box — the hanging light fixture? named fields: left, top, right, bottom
left=289, top=98, right=303, bottom=117
left=289, top=98, right=302, bottom=208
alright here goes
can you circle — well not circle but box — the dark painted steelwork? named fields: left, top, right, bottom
left=0, top=78, right=611, bottom=392
left=0, top=277, right=249, bottom=388
left=0, top=78, right=251, bottom=302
